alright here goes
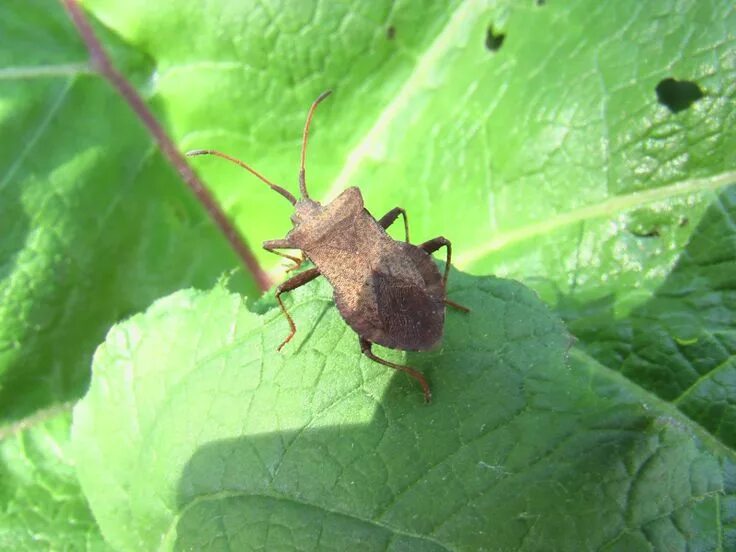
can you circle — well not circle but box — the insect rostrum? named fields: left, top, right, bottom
left=188, top=91, right=468, bottom=403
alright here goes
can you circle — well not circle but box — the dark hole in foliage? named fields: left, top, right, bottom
left=655, top=78, right=704, bottom=113
left=630, top=227, right=660, bottom=238
left=679, top=216, right=689, bottom=227
left=536, top=0, right=546, bottom=5
left=485, top=25, right=505, bottom=52
left=387, top=25, right=396, bottom=40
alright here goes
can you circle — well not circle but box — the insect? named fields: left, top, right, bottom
left=188, top=91, right=467, bottom=402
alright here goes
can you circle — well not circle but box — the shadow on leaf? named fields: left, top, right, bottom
left=163, top=271, right=722, bottom=550
left=557, top=185, right=736, bottom=449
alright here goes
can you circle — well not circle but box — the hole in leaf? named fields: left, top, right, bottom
left=655, top=78, right=704, bottom=113
left=630, top=228, right=660, bottom=238
left=386, top=25, right=396, bottom=40
left=536, top=0, right=546, bottom=5
left=485, top=25, right=505, bottom=52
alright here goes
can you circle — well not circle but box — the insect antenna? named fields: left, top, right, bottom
left=299, top=90, right=332, bottom=199
left=186, top=149, right=297, bottom=205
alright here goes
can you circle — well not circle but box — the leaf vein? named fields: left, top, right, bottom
left=0, top=77, right=74, bottom=191
left=458, top=171, right=736, bottom=267
left=0, top=62, right=90, bottom=80
left=163, top=490, right=454, bottom=552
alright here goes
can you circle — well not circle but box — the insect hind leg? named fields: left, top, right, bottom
left=359, top=337, right=431, bottom=403
left=444, top=298, right=470, bottom=312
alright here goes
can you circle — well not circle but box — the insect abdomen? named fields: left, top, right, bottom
left=330, top=242, right=445, bottom=351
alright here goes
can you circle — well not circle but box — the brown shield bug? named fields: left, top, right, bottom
left=188, top=91, right=468, bottom=402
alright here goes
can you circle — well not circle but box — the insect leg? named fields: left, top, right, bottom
left=377, top=207, right=410, bottom=242
left=444, top=298, right=470, bottom=312
left=419, top=236, right=470, bottom=312
left=275, top=267, right=321, bottom=351
left=285, top=252, right=307, bottom=273
left=419, top=236, right=452, bottom=286
left=359, top=337, right=432, bottom=403
left=264, top=239, right=304, bottom=271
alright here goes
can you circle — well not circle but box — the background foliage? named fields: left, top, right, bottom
left=1, top=0, right=734, bottom=549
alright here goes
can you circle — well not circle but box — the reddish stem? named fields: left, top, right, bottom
left=60, top=0, right=271, bottom=292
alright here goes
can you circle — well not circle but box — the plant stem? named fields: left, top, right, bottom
left=60, top=0, right=271, bottom=292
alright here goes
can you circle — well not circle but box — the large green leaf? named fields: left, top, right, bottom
left=73, top=272, right=734, bottom=550
left=83, top=0, right=735, bottom=291
left=81, top=0, right=736, bottom=439
left=1, top=4, right=258, bottom=545
left=1, top=0, right=734, bottom=549
left=0, top=0, right=256, bottom=424
left=0, top=408, right=110, bottom=551
left=566, top=186, right=736, bottom=447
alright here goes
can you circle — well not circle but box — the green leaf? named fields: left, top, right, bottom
left=73, top=271, right=734, bottom=550
left=3, top=0, right=735, bottom=549
left=0, top=0, right=257, bottom=422
left=0, top=408, right=110, bottom=551
left=566, top=186, right=736, bottom=448
left=82, top=0, right=735, bottom=296
left=78, top=0, right=736, bottom=464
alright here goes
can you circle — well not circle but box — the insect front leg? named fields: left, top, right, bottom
left=419, top=236, right=470, bottom=312
left=359, top=337, right=432, bottom=403
left=377, top=207, right=410, bottom=242
left=284, top=251, right=307, bottom=273
left=264, top=239, right=304, bottom=272
left=275, top=267, right=321, bottom=351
